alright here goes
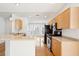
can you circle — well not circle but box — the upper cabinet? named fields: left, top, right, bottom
left=70, top=7, right=79, bottom=29
left=48, top=19, right=53, bottom=25
left=55, top=8, right=70, bottom=29
left=55, top=7, right=79, bottom=29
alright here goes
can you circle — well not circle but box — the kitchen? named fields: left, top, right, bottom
left=0, top=3, right=79, bottom=56
left=0, top=3, right=52, bottom=56
left=45, top=4, right=79, bottom=56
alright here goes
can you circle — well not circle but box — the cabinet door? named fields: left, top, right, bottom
left=48, top=19, right=53, bottom=25
left=55, top=8, right=70, bottom=29
left=56, top=14, right=64, bottom=29
left=70, top=7, right=79, bottom=28
left=62, top=8, right=70, bottom=29
left=0, top=43, right=5, bottom=56
left=52, top=38, right=61, bottom=56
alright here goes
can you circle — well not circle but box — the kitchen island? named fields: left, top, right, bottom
left=0, top=35, right=36, bottom=56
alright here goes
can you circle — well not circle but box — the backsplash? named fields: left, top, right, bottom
left=62, top=29, right=79, bottom=40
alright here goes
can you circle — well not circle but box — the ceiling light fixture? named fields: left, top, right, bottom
left=9, top=17, right=13, bottom=21
left=16, top=3, right=20, bottom=6
left=44, top=16, right=47, bottom=18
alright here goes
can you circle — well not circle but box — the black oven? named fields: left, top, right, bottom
left=47, top=34, right=52, bottom=52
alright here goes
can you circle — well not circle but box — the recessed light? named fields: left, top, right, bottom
left=9, top=18, right=13, bottom=21
left=44, top=16, right=47, bottom=18
left=16, top=3, right=20, bottom=6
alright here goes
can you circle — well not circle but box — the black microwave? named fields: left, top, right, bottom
left=53, top=29, right=62, bottom=36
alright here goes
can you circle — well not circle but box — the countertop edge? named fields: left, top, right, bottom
left=52, top=36, right=79, bottom=42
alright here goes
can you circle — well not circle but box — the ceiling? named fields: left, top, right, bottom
left=0, top=3, right=67, bottom=19
left=0, top=3, right=66, bottom=12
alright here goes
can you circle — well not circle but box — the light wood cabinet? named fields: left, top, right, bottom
left=62, top=8, right=70, bottom=29
left=52, top=37, right=79, bottom=56
left=55, top=7, right=79, bottom=29
left=55, top=14, right=63, bottom=29
left=0, top=43, right=5, bottom=56
left=48, top=19, right=53, bottom=25
left=55, top=8, right=70, bottom=29
left=70, top=7, right=79, bottom=28
left=52, top=38, right=61, bottom=56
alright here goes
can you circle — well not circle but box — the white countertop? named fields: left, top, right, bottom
left=0, top=35, right=37, bottom=40
left=52, top=36, right=79, bottom=42
left=0, top=35, right=38, bottom=44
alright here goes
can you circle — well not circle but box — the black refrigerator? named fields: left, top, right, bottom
left=44, top=25, right=52, bottom=44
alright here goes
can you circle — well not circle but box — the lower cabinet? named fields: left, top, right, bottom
left=0, top=42, right=5, bottom=56
left=52, top=38, right=61, bottom=56
left=52, top=37, right=79, bottom=56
